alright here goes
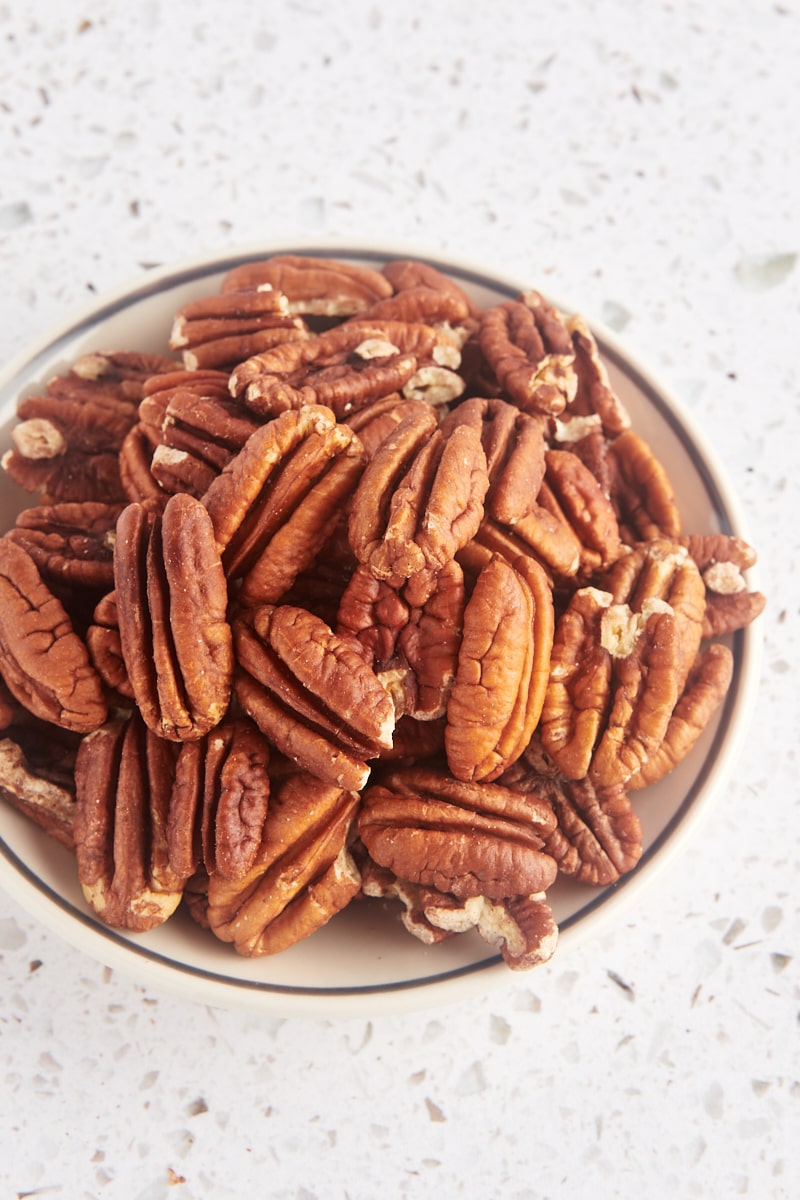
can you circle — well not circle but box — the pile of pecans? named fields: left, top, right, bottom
left=0, top=255, right=765, bottom=970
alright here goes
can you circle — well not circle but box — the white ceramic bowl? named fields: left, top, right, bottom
left=0, top=241, right=762, bottom=1016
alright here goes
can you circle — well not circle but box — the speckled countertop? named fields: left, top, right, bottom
left=0, top=2, right=798, bottom=1198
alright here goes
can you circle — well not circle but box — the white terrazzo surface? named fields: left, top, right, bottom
left=0, top=1, right=797, bottom=1197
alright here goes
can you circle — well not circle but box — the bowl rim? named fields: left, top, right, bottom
left=0, top=238, right=763, bottom=1017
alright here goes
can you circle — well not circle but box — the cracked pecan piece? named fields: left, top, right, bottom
left=73, top=714, right=184, bottom=931
left=167, top=717, right=271, bottom=882
left=359, top=765, right=558, bottom=901
left=220, top=254, right=394, bottom=317
left=3, top=350, right=174, bottom=504
left=201, top=405, right=366, bottom=606
left=478, top=295, right=577, bottom=416
left=0, top=734, right=77, bottom=850
left=114, top=493, right=233, bottom=741
left=6, top=501, right=125, bottom=593
left=445, top=553, right=554, bottom=783
left=0, top=537, right=108, bottom=732
left=233, top=603, right=395, bottom=790
left=348, top=407, right=489, bottom=583
left=336, top=560, right=465, bottom=721
left=169, top=286, right=308, bottom=370
left=206, top=769, right=361, bottom=956
left=681, top=532, right=766, bottom=636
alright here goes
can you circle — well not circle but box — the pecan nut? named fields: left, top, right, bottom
left=478, top=295, right=577, bottom=416
left=169, top=287, right=307, bottom=370
left=6, top=501, right=124, bottom=593
left=114, top=494, right=233, bottom=740
left=206, top=769, right=361, bottom=956
left=681, top=532, right=766, bottom=637
left=566, top=315, right=631, bottom=437
left=0, top=734, right=77, bottom=850
left=445, top=553, right=554, bottom=783
left=0, top=537, right=108, bottom=732
left=233, top=603, right=395, bottom=790
left=74, top=714, right=184, bottom=930
left=348, top=408, right=489, bottom=582
left=201, top=404, right=366, bottom=606
left=359, top=765, right=558, bottom=900
left=609, top=429, right=682, bottom=543
left=220, top=254, right=393, bottom=316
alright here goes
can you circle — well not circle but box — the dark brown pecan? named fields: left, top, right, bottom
left=359, top=765, right=557, bottom=901
left=229, top=318, right=463, bottom=420
left=6, top=501, right=125, bottom=592
left=73, top=714, right=184, bottom=930
left=440, top=397, right=547, bottom=525
left=167, top=717, right=270, bottom=882
left=170, top=287, right=308, bottom=370
left=348, top=408, right=489, bottom=583
left=114, top=494, right=233, bottom=741
left=233, top=603, right=395, bottom=791
left=3, top=351, right=174, bottom=504
left=336, top=560, right=465, bottom=721
left=206, top=770, right=361, bottom=956
left=566, top=316, right=631, bottom=436
left=478, top=296, right=577, bottom=416
left=445, top=554, right=554, bottom=783
left=0, top=734, right=77, bottom=850
left=0, top=537, right=107, bottom=732
left=609, top=430, right=682, bottom=543
left=220, top=254, right=393, bottom=316
left=680, top=532, right=766, bottom=637
left=201, top=405, right=366, bottom=606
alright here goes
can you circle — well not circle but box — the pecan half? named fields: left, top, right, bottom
left=342, top=392, right=432, bottom=459
left=73, top=714, right=184, bottom=931
left=445, top=554, right=554, bottom=783
left=220, top=254, right=393, bottom=316
left=348, top=408, right=489, bottom=582
left=169, top=287, right=307, bottom=370
left=233, top=603, right=395, bottom=790
left=201, top=404, right=366, bottom=606
left=6, top=501, right=124, bottom=592
left=114, top=494, right=233, bottom=740
left=479, top=296, right=577, bottom=416
left=609, top=429, right=682, bottom=543
left=359, top=765, right=557, bottom=900
left=167, top=717, right=271, bottom=882
left=0, top=537, right=108, bottom=732
left=566, top=315, right=631, bottom=436
left=0, top=734, right=77, bottom=850
left=336, top=560, right=465, bottom=721
left=206, top=770, right=361, bottom=956
left=681, top=532, right=766, bottom=637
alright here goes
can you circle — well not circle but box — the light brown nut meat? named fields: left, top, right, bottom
left=229, top=318, right=461, bottom=421
left=348, top=408, right=489, bottom=583
left=201, top=405, right=366, bottom=606
left=425, top=889, right=559, bottom=971
left=680, top=532, right=766, bottom=637
left=73, top=714, right=184, bottom=931
left=7, top=501, right=125, bottom=592
left=609, top=429, right=682, bottom=542
left=114, top=493, right=233, bottom=741
left=439, top=396, right=547, bottom=525
left=565, top=315, right=631, bottom=436
left=478, top=296, right=577, bottom=416
left=336, top=560, right=465, bottom=721
left=359, top=765, right=558, bottom=901
left=0, top=537, right=108, bottom=732
left=0, top=735, right=77, bottom=851
left=169, top=287, right=308, bottom=370
left=206, top=770, right=361, bottom=956
left=167, top=717, right=271, bottom=882
left=233, top=603, right=395, bottom=791
left=628, top=642, right=734, bottom=790
left=220, top=254, right=394, bottom=316
left=445, top=554, right=554, bottom=783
